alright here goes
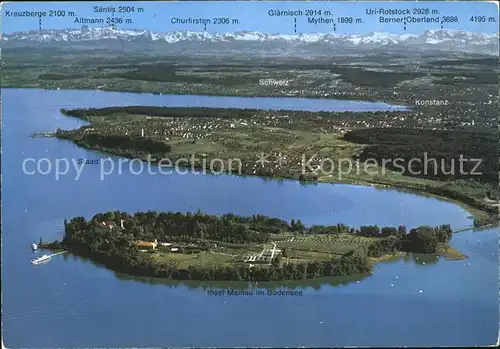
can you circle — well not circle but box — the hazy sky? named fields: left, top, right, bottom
left=2, top=1, right=498, bottom=34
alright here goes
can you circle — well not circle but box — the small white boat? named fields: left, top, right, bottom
left=31, top=243, right=38, bottom=251
left=31, top=254, right=51, bottom=265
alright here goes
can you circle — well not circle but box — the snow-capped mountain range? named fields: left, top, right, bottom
left=1, top=27, right=498, bottom=55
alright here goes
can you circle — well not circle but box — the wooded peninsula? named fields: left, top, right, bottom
left=43, top=210, right=458, bottom=281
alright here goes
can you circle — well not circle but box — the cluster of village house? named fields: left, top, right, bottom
left=96, top=220, right=179, bottom=252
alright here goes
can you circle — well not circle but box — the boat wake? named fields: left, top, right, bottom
left=31, top=251, right=67, bottom=265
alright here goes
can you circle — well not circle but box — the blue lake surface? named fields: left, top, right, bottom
left=7, top=87, right=407, bottom=112
left=1, top=89, right=497, bottom=347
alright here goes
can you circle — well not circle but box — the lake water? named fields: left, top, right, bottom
left=4, top=88, right=409, bottom=112
left=1, top=88, right=497, bottom=347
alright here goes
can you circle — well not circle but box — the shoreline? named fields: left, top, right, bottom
left=369, top=251, right=407, bottom=264
left=53, top=139, right=498, bottom=226
left=319, top=177, right=495, bottom=224
left=2, top=85, right=410, bottom=108
left=39, top=240, right=469, bottom=284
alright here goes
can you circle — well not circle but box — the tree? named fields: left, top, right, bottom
left=272, top=255, right=282, bottom=267
left=103, top=211, right=115, bottom=221
left=406, top=226, right=438, bottom=253
left=397, top=225, right=407, bottom=237
left=381, top=226, right=397, bottom=236
left=295, top=219, right=305, bottom=233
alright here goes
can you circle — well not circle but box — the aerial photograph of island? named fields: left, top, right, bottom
left=1, top=1, right=498, bottom=347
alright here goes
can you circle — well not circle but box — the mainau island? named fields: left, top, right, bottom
left=40, top=210, right=462, bottom=281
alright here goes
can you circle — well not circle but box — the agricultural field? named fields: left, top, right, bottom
left=151, top=251, right=240, bottom=269
left=278, top=233, right=376, bottom=262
